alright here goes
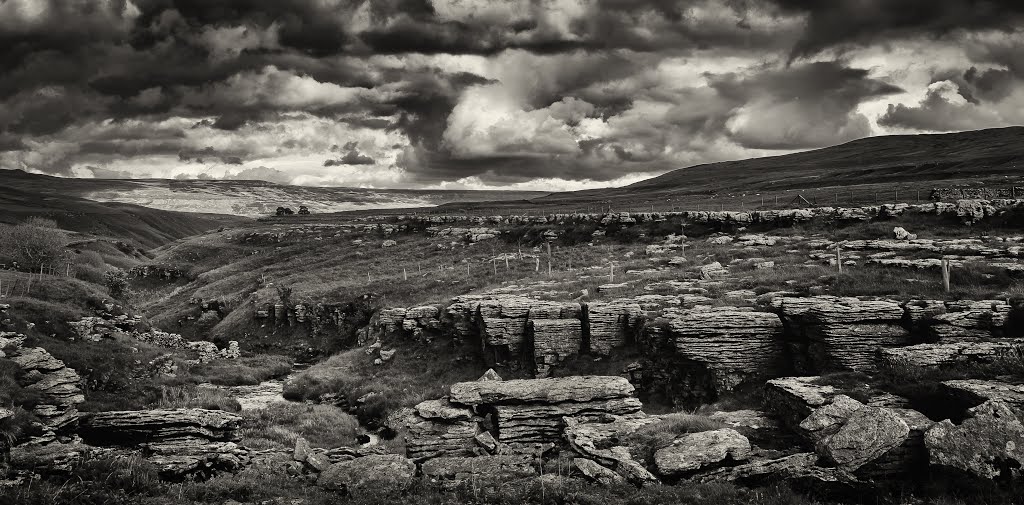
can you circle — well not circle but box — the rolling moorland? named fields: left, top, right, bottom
left=2, top=127, right=1024, bottom=505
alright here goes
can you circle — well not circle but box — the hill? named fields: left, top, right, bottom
left=504, top=126, right=1024, bottom=212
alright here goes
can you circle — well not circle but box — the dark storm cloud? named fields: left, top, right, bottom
left=768, top=0, right=1024, bottom=60
left=878, top=82, right=1004, bottom=132
left=711, top=61, right=903, bottom=149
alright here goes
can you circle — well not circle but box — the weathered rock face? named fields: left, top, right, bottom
left=780, top=298, right=909, bottom=373
left=924, top=401, right=1024, bottom=480
left=318, top=454, right=416, bottom=495
left=904, top=299, right=1011, bottom=340
left=660, top=307, right=785, bottom=394
left=879, top=340, right=1024, bottom=370
left=817, top=406, right=909, bottom=472
left=586, top=300, right=643, bottom=356
left=446, top=295, right=583, bottom=372
left=653, top=428, right=751, bottom=477
left=530, top=318, right=583, bottom=378
left=79, top=409, right=248, bottom=479
left=1, top=333, right=84, bottom=437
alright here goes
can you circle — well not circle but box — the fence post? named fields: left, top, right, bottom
left=403, top=268, right=407, bottom=281
left=941, top=259, right=951, bottom=293
left=609, top=263, right=615, bottom=283
left=836, top=246, right=843, bottom=275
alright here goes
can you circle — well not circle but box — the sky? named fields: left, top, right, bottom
left=1, top=1, right=1023, bottom=191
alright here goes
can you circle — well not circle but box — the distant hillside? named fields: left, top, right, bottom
left=0, top=181, right=246, bottom=249
left=535, top=126, right=1024, bottom=208
left=0, top=170, right=548, bottom=217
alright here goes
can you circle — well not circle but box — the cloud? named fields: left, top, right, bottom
left=324, top=149, right=376, bottom=166
left=770, top=0, right=1024, bottom=60
left=225, top=165, right=295, bottom=185
left=878, top=80, right=1005, bottom=131
left=0, top=1, right=1022, bottom=189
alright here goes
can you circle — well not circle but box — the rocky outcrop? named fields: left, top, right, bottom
left=79, top=409, right=248, bottom=479
left=1, top=333, right=84, bottom=437
left=405, top=400, right=480, bottom=460
left=318, top=454, right=416, bottom=495
left=410, top=376, right=643, bottom=460
left=924, top=401, right=1024, bottom=480
left=653, top=428, right=751, bottom=477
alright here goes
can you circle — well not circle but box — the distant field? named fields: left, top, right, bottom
left=0, top=170, right=547, bottom=218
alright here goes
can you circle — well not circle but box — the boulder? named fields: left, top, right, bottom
left=764, top=377, right=839, bottom=433
left=803, top=299, right=909, bottom=372
left=924, top=401, right=1024, bottom=480
left=693, top=452, right=863, bottom=494
left=798, top=395, right=864, bottom=443
left=818, top=406, right=909, bottom=471
left=574, top=458, right=625, bottom=485
left=563, top=416, right=659, bottom=486
left=421, top=455, right=536, bottom=488
left=940, top=380, right=1024, bottom=416
left=492, top=397, right=643, bottom=444
left=892, top=227, right=917, bottom=241
left=653, top=428, right=751, bottom=477
left=318, top=454, right=416, bottom=494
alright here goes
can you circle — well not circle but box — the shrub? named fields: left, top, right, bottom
left=103, top=269, right=130, bottom=299
left=0, top=220, right=67, bottom=271
left=194, top=310, right=221, bottom=335
left=242, top=402, right=359, bottom=449
left=623, top=413, right=728, bottom=465
left=182, top=354, right=293, bottom=387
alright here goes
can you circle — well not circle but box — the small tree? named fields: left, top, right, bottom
left=298, top=205, right=310, bottom=215
left=275, top=207, right=294, bottom=216
left=103, top=269, right=130, bottom=299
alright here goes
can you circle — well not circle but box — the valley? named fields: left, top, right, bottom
left=2, top=130, right=1024, bottom=505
